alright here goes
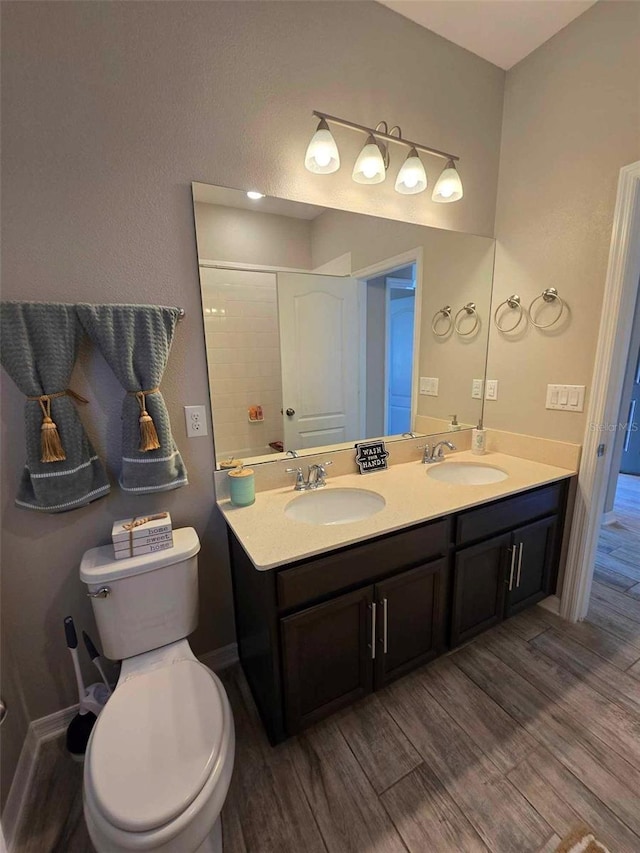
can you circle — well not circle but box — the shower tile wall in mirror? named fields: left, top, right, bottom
left=192, top=182, right=495, bottom=470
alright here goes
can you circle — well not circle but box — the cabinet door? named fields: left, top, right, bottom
left=374, top=558, right=448, bottom=688
left=281, top=586, right=374, bottom=734
left=451, top=533, right=511, bottom=647
left=506, top=516, right=558, bottom=616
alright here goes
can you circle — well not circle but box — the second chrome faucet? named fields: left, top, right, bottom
left=420, top=440, right=457, bottom=464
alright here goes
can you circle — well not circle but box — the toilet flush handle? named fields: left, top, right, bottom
left=87, top=587, right=111, bottom=599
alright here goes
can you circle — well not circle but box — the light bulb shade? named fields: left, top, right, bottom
left=395, top=147, right=427, bottom=194
left=432, top=160, right=463, bottom=203
left=304, top=118, right=340, bottom=174
left=352, top=134, right=387, bottom=184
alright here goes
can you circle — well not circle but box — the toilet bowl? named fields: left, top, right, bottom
left=80, top=529, right=235, bottom=852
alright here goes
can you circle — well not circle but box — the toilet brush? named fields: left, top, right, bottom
left=64, top=616, right=99, bottom=761
left=82, top=630, right=112, bottom=696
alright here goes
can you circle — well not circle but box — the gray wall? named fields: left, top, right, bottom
left=0, top=0, right=504, bottom=740
left=486, top=0, right=640, bottom=443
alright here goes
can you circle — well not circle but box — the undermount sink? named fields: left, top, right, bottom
left=285, top=488, right=386, bottom=526
left=427, top=461, right=509, bottom=486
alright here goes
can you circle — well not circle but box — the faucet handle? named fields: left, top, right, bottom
left=285, top=467, right=306, bottom=490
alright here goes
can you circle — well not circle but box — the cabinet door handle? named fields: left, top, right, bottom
left=508, top=546, right=516, bottom=591
left=381, top=598, right=388, bottom=654
left=370, top=602, right=377, bottom=660
left=516, top=542, right=523, bottom=587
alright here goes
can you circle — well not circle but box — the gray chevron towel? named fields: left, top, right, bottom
left=76, top=304, right=188, bottom=494
left=0, top=302, right=110, bottom=512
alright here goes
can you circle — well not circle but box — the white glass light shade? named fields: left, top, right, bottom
left=394, top=147, right=427, bottom=194
left=352, top=135, right=387, bottom=184
left=432, top=160, right=463, bottom=203
left=304, top=119, right=340, bottom=174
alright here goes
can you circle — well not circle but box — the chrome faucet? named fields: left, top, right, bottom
left=420, top=440, right=456, bottom=464
left=286, top=461, right=333, bottom=490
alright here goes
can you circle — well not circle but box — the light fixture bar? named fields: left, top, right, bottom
left=312, top=110, right=459, bottom=163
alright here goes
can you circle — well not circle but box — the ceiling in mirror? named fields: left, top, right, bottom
left=192, top=182, right=495, bottom=469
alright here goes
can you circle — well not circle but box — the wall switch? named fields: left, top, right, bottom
left=485, top=380, right=499, bottom=401
left=419, top=377, right=439, bottom=397
left=545, top=385, right=585, bottom=412
left=472, top=379, right=484, bottom=400
left=184, top=405, right=209, bottom=437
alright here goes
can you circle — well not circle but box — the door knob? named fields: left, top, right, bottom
left=285, top=408, right=295, bottom=417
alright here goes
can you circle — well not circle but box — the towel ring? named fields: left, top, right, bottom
left=432, top=305, right=452, bottom=337
left=494, top=294, right=524, bottom=333
left=454, top=303, right=479, bottom=337
left=529, top=288, right=565, bottom=329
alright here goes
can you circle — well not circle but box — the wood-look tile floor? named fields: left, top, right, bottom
left=14, top=477, right=640, bottom=853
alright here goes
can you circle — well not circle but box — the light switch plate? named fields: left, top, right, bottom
left=485, top=380, right=499, bottom=401
left=546, top=385, right=585, bottom=412
left=419, top=377, right=439, bottom=397
left=472, top=379, right=484, bottom=400
left=184, top=405, right=209, bottom=437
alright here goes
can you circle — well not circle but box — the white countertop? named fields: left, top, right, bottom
left=217, top=450, right=576, bottom=570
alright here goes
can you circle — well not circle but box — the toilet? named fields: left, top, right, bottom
left=80, top=527, right=235, bottom=853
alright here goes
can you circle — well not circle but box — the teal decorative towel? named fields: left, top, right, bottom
left=76, top=304, right=188, bottom=494
left=0, top=302, right=110, bottom=512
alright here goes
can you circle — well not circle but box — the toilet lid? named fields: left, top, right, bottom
left=87, top=660, right=226, bottom=833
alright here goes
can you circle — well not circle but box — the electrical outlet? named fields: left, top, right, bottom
left=184, top=405, right=208, bottom=438
left=472, top=379, right=484, bottom=400
left=485, top=380, right=499, bottom=401
left=419, top=377, right=439, bottom=397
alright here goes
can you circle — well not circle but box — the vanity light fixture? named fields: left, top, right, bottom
left=431, top=160, right=464, bottom=203
left=246, top=191, right=265, bottom=200
left=304, top=117, right=340, bottom=174
left=305, top=110, right=462, bottom=202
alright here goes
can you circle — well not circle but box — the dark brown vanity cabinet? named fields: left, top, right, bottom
left=280, top=558, right=448, bottom=733
left=450, top=482, right=566, bottom=647
left=227, top=478, right=570, bottom=743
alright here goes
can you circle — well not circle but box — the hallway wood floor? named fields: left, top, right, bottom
left=12, top=477, right=640, bottom=853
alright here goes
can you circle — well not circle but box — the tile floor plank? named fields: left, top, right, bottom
left=382, top=670, right=553, bottom=853
left=454, top=642, right=640, bottom=837
left=380, top=763, right=489, bottom=853
left=335, top=693, right=422, bottom=795
left=417, top=656, right=538, bottom=774
left=587, top=598, right=640, bottom=648
left=289, top=717, right=408, bottom=853
left=530, top=628, right=640, bottom=715
left=508, top=746, right=640, bottom=853
left=590, top=581, right=640, bottom=625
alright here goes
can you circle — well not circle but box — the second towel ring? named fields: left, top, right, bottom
left=529, top=288, right=565, bottom=329
left=454, top=303, right=479, bottom=337
left=432, top=305, right=452, bottom=337
left=494, top=294, right=524, bottom=333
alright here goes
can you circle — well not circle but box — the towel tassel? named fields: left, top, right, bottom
left=135, top=390, right=161, bottom=452
left=27, top=390, right=89, bottom=463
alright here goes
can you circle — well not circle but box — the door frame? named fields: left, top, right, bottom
left=353, top=247, right=424, bottom=437
left=561, top=161, right=640, bottom=621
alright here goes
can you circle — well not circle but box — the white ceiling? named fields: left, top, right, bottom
left=378, top=0, right=597, bottom=70
left=192, top=183, right=325, bottom=220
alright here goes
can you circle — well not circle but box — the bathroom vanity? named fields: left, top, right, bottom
left=219, top=453, right=574, bottom=744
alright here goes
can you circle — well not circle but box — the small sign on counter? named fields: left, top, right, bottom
left=355, top=440, right=389, bottom=474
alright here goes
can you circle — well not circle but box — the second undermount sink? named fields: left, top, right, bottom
left=285, top=488, right=386, bottom=526
left=427, top=461, right=509, bottom=486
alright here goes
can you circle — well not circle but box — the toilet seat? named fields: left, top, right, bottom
left=85, top=659, right=226, bottom=835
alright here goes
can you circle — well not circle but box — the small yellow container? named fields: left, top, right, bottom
left=228, top=466, right=255, bottom=507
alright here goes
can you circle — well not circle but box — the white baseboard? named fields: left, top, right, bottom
left=538, top=595, right=561, bottom=615
left=602, top=510, right=618, bottom=527
left=2, top=726, right=39, bottom=853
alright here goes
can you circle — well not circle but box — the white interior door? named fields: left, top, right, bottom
left=386, top=284, right=415, bottom=435
left=278, top=272, right=360, bottom=450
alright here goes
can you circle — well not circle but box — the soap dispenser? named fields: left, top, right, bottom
left=448, top=414, right=461, bottom=432
left=471, top=419, right=486, bottom=455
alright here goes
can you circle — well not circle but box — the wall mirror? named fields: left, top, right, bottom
left=192, top=182, right=495, bottom=469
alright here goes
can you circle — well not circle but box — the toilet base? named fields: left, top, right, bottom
left=195, top=817, right=222, bottom=853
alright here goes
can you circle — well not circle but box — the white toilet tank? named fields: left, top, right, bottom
left=80, top=528, right=201, bottom=661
